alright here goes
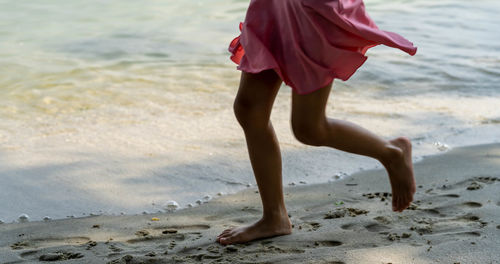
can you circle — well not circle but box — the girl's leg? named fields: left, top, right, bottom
left=291, top=81, right=416, bottom=212
left=217, top=69, right=292, bottom=245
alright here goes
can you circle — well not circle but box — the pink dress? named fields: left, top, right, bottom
left=228, top=0, right=417, bottom=95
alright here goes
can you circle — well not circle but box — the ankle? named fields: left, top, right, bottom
left=262, top=208, right=290, bottom=222
left=379, top=142, right=403, bottom=168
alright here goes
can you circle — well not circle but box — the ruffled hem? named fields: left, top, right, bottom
left=228, top=22, right=245, bottom=65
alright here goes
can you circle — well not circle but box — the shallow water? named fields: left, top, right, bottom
left=0, top=0, right=499, bottom=222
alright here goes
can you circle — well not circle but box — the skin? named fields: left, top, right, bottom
left=216, top=69, right=416, bottom=245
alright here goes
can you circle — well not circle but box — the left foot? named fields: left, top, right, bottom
left=216, top=215, right=292, bottom=245
left=382, top=137, right=416, bottom=212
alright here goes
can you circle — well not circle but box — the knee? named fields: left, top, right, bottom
left=233, top=97, right=265, bottom=129
left=291, top=119, right=327, bottom=146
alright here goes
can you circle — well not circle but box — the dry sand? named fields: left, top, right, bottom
left=1, top=143, right=499, bottom=264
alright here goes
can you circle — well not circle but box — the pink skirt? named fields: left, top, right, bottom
left=228, top=0, right=417, bottom=95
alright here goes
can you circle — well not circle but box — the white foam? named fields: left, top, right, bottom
left=18, top=214, right=29, bottom=223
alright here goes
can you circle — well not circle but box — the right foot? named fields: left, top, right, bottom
left=383, top=137, right=416, bottom=212
left=216, top=215, right=292, bottom=245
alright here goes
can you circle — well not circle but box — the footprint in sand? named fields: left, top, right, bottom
left=11, top=237, right=90, bottom=250
left=475, top=176, right=500, bottom=184
left=442, top=176, right=499, bottom=191
left=19, top=249, right=85, bottom=262
left=324, top=208, right=369, bottom=219
left=420, top=201, right=483, bottom=217
left=341, top=222, right=390, bottom=232
left=127, top=224, right=209, bottom=244
left=411, top=212, right=486, bottom=241
left=38, top=252, right=84, bottom=261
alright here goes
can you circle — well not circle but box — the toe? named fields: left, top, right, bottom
left=217, top=230, right=235, bottom=243
left=397, top=197, right=405, bottom=212
left=219, top=236, right=232, bottom=245
left=220, top=233, right=242, bottom=245
left=217, top=229, right=232, bottom=237
left=392, top=196, right=399, bottom=211
left=400, top=198, right=410, bottom=211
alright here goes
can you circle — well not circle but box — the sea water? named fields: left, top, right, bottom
left=0, top=0, right=499, bottom=222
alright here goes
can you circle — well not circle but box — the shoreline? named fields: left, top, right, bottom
left=2, top=138, right=496, bottom=225
left=1, top=143, right=499, bottom=263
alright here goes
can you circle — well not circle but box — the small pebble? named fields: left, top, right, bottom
left=289, top=182, right=296, bottom=186
left=162, top=229, right=178, bottom=234
left=92, top=224, right=100, bottom=228
left=195, top=199, right=203, bottom=205
left=299, top=180, right=307, bottom=184
left=225, top=245, right=238, bottom=252
left=466, top=182, right=482, bottom=191
left=203, top=195, right=212, bottom=201
left=246, top=183, right=252, bottom=187
left=43, top=216, right=51, bottom=221
left=86, top=241, right=97, bottom=249
left=217, top=192, right=224, bottom=196
left=187, top=203, right=194, bottom=208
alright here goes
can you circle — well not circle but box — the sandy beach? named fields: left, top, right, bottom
left=1, top=143, right=499, bottom=263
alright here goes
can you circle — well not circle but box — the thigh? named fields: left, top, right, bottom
left=291, top=81, right=333, bottom=126
left=235, top=69, right=283, bottom=117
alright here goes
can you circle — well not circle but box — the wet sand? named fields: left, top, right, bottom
left=1, top=143, right=499, bottom=263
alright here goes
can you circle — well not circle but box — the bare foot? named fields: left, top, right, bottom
left=216, top=216, right=292, bottom=245
left=382, top=137, right=416, bottom=212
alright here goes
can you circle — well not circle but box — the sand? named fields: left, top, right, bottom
left=1, top=143, right=499, bottom=264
